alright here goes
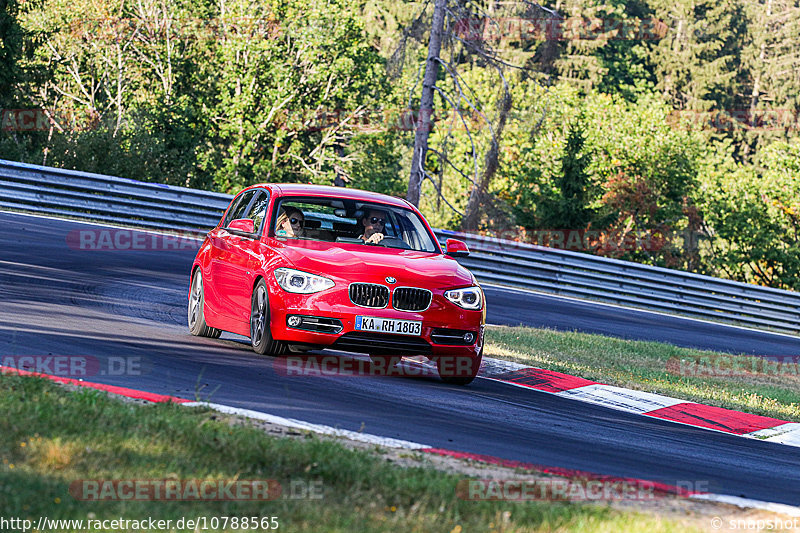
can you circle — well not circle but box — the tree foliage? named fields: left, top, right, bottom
left=699, top=139, right=800, bottom=289
left=2, top=0, right=800, bottom=288
left=8, top=0, right=388, bottom=192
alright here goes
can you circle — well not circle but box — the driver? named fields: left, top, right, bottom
left=359, top=208, right=386, bottom=244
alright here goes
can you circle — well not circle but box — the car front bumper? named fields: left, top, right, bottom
left=268, top=286, right=485, bottom=358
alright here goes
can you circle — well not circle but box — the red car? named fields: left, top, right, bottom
left=188, top=184, right=485, bottom=385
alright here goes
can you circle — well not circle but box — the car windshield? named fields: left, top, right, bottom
left=272, top=196, right=439, bottom=253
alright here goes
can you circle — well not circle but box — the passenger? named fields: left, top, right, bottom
left=276, top=207, right=304, bottom=237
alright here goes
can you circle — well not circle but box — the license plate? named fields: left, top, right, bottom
left=355, top=316, right=422, bottom=336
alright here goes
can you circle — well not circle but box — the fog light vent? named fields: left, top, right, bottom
left=430, top=328, right=478, bottom=346
left=286, top=315, right=343, bottom=334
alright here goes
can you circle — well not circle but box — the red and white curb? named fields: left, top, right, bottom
left=2, top=364, right=800, bottom=517
left=480, top=357, right=800, bottom=448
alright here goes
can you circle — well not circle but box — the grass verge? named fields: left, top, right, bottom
left=484, top=325, right=800, bottom=422
left=0, top=373, right=701, bottom=533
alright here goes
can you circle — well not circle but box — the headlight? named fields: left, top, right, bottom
left=444, top=286, right=483, bottom=310
left=274, top=268, right=334, bottom=294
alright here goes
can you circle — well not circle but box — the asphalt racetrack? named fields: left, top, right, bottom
left=1, top=211, right=798, bottom=505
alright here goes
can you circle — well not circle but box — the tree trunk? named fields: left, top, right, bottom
left=460, top=87, right=512, bottom=231
left=334, top=144, right=346, bottom=186
left=743, top=0, right=772, bottom=160
left=406, top=0, right=447, bottom=207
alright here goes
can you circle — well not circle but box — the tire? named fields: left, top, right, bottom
left=250, top=279, right=285, bottom=356
left=436, top=348, right=482, bottom=386
left=188, top=268, right=222, bottom=338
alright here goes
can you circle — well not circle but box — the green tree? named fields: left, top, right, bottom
left=498, top=84, right=705, bottom=267
left=0, top=0, right=23, bottom=107
left=553, top=0, right=657, bottom=100
left=195, top=0, right=388, bottom=192
left=738, top=0, right=800, bottom=159
left=649, top=0, right=748, bottom=112
left=345, top=131, right=405, bottom=196
left=11, top=0, right=387, bottom=192
left=699, top=138, right=800, bottom=289
left=537, top=115, right=594, bottom=229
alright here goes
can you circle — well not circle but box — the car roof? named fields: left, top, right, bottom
left=246, top=183, right=412, bottom=209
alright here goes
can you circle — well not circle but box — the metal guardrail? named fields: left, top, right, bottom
left=3, top=158, right=800, bottom=335
left=0, top=159, right=229, bottom=231
left=435, top=229, right=800, bottom=334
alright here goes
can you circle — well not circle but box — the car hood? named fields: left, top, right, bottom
left=274, top=241, right=475, bottom=288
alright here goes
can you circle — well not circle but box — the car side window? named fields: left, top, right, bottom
left=383, top=214, right=398, bottom=239
left=224, top=190, right=256, bottom=228
left=246, top=191, right=270, bottom=235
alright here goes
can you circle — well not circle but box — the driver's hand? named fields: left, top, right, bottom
left=365, top=233, right=384, bottom=244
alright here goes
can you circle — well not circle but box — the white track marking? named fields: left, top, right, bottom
left=690, top=494, right=800, bottom=517
left=746, top=424, right=800, bottom=446
left=555, top=384, right=688, bottom=415
left=183, top=401, right=431, bottom=450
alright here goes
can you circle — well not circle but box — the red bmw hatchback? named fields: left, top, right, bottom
left=188, top=184, right=485, bottom=385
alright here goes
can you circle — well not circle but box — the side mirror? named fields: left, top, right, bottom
left=227, top=218, right=256, bottom=236
left=445, top=238, right=469, bottom=257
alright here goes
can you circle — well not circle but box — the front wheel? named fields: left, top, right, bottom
left=188, top=269, right=221, bottom=338
left=250, top=279, right=285, bottom=356
left=436, top=349, right=482, bottom=386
